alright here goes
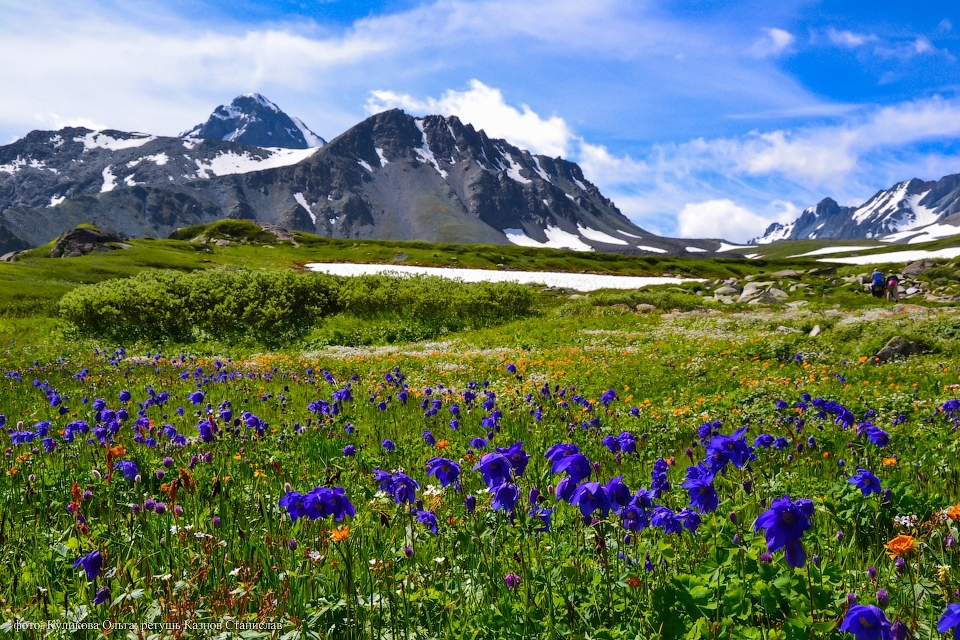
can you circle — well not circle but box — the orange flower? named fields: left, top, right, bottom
left=884, top=534, right=916, bottom=558
left=948, top=503, right=960, bottom=521
left=330, top=526, right=351, bottom=542
left=107, top=445, right=127, bottom=458
left=6, top=466, right=18, bottom=476
left=71, top=481, right=83, bottom=503
left=436, top=439, right=449, bottom=450
left=882, top=457, right=898, bottom=467
left=626, top=576, right=641, bottom=589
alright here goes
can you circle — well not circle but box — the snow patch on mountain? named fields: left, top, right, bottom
left=577, top=224, right=628, bottom=245
left=294, top=192, right=316, bottom=224
left=502, top=227, right=592, bottom=251
left=101, top=166, right=117, bottom=192
left=413, top=120, right=448, bottom=179
left=192, top=148, right=318, bottom=179
left=754, top=220, right=795, bottom=244
left=78, top=131, right=156, bottom=152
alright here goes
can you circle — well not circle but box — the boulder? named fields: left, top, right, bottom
left=874, top=336, right=921, bottom=364
left=809, top=324, right=821, bottom=337
left=714, top=285, right=740, bottom=296
left=392, top=252, right=408, bottom=262
left=636, top=304, right=656, bottom=313
left=773, top=269, right=800, bottom=279
left=902, top=260, right=936, bottom=277
left=50, top=225, right=124, bottom=258
left=261, top=224, right=298, bottom=245
left=767, top=287, right=789, bottom=299
left=0, top=251, right=19, bottom=262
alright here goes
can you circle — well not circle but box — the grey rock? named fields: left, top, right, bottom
left=902, top=260, right=937, bottom=277
left=181, top=93, right=325, bottom=149
left=50, top=225, right=124, bottom=258
left=809, top=324, right=821, bottom=337
left=636, top=303, right=656, bottom=313
left=714, top=285, right=740, bottom=295
left=874, top=336, right=922, bottom=363
left=773, top=269, right=800, bottom=278
left=392, top=252, right=408, bottom=262
left=0, top=251, right=19, bottom=262
left=767, top=287, right=788, bottom=299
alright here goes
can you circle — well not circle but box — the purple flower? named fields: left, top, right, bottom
left=414, top=509, right=438, bottom=534
left=604, top=476, right=631, bottom=513
left=113, top=460, right=138, bottom=483
left=753, top=495, right=814, bottom=569
left=848, top=468, right=882, bottom=497
left=465, top=494, right=477, bottom=513
left=119, top=390, right=131, bottom=402
left=865, top=425, right=890, bottom=448
left=381, top=439, right=396, bottom=452
left=504, top=573, right=521, bottom=591
left=93, top=586, right=111, bottom=605
left=187, top=391, right=204, bottom=406
left=939, top=604, right=960, bottom=640
left=551, top=452, right=591, bottom=484
left=425, top=457, right=460, bottom=487
left=491, top=484, right=520, bottom=513
left=73, top=550, right=103, bottom=581
left=473, top=452, right=513, bottom=488
left=506, top=363, right=517, bottom=374
left=840, top=605, right=892, bottom=640
left=343, top=445, right=356, bottom=457
left=569, top=482, right=611, bottom=517
left=496, top=442, right=530, bottom=477
left=681, top=464, right=719, bottom=514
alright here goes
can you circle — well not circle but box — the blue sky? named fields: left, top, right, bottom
left=2, top=0, right=959, bottom=240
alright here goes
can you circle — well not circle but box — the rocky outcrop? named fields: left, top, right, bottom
left=50, top=225, right=129, bottom=258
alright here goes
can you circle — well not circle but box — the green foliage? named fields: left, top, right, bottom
left=58, top=269, right=534, bottom=346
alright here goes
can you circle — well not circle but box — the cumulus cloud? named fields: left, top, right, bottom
left=366, top=80, right=574, bottom=157
left=675, top=200, right=786, bottom=241
left=750, top=28, right=795, bottom=58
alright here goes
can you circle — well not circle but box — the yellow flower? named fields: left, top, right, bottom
left=882, top=457, right=898, bottom=467
left=884, top=534, right=916, bottom=558
left=330, top=526, right=351, bottom=542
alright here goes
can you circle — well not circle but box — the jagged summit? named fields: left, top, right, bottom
left=181, top=93, right=326, bottom=149
left=753, top=174, right=960, bottom=244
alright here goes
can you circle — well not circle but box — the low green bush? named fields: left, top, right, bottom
left=58, top=269, right=535, bottom=346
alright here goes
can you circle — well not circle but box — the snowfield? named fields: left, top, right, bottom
left=304, top=263, right=701, bottom=291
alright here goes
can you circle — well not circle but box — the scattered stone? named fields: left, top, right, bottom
left=392, top=252, right=408, bottom=262
left=714, top=285, right=741, bottom=296
left=773, top=269, right=800, bottom=278
left=809, top=324, right=821, bottom=337
left=747, top=293, right=784, bottom=305
left=50, top=225, right=124, bottom=258
left=776, top=326, right=798, bottom=333
left=874, top=336, right=921, bottom=363
left=569, top=294, right=585, bottom=300
left=902, top=260, right=936, bottom=277
left=214, top=239, right=231, bottom=247
left=786, top=300, right=810, bottom=309
left=0, top=251, right=19, bottom=262
left=807, top=266, right=836, bottom=276
left=767, top=287, right=788, bottom=300
left=636, top=304, right=656, bottom=313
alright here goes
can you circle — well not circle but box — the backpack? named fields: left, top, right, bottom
left=872, top=272, right=885, bottom=286
left=888, top=277, right=898, bottom=287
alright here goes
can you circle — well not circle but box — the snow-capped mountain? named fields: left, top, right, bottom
left=0, top=105, right=726, bottom=256
left=753, top=174, right=960, bottom=244
left=181, top=93, right=325, bottom=149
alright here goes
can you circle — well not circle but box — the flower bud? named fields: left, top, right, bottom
left=876, top=589, right=890, bottom=608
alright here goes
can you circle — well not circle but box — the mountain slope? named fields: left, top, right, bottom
left=181, top=94, right=326, bottom=149
left=1, top=108, right=722, bottom=256
left=754, top=173, right=960, bottom=244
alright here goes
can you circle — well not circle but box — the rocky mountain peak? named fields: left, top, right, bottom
left=181, top=94, right=326, bottom=149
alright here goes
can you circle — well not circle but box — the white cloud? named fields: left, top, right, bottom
left=676, top=200, right=783, bottom=241
left=826, top=28, right=876, bottom=48
left=750, top=28, right=795, bottom=58
left=366, top=80, right=574, bottom=157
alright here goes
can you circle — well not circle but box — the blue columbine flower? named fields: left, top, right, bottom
left=604, top=476, right=631, bottom=514
left=119, top=390, right=131, bottom=402
left=651, top=458, right=671, bottom=497
left=681, top=464, right=719, bottom=513
left=865, top=426, right=890, bottom=448
left=426, top=457, right=461, bottom=487
left=392, top=473, right=419, bottom=504
left=551, top=452, right=592, bottom=484
left=570, top=482, right=612, bottom=517
left=496, top=442, right=530, bottom=477
left=301, top=487, right=356, bottom=521
left=491, top=484, right=520, bottom=513
left=840, top=604, right=893, bottom=640
left=939, top=604, right=960, bottom=639
left=651, top=506, right=683, bottom=535
left=93, top=586, right=111, bottom=605
left=73, top=550, right=103, bottom=582
left=343, top=445, right=356, bottom=457
left=381, top=439, right=396, bottom=452
left=753, top=495, right=814, bottom=569
left=113, top=460, right=138, bottom=482
left=848, top=468, right=882, bottom=497
left=187, top=391, right=204, bottom=406
left=545, top=443, right=579, bottom=462
left=279, top=491, right=306, bottom=521
left=473, top=452, right=513, bottom=487
left=414, top=508, right=439, bottom=533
